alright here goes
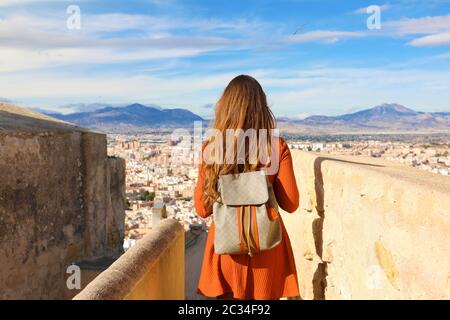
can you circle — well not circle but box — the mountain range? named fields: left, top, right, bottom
left=45, top=102, right=450, bottom=133
left=278, top=103, right=450, bottom=133
left=46, top=103, right=204, bottom=130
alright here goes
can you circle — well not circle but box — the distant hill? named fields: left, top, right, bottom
left=279, top=103, right=450, bottom=133
left=47, top=103, right=204, bottom=129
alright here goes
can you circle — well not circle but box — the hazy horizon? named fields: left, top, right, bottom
left=19, top=101, right=449, bottom=119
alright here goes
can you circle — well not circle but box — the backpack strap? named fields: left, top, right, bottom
left=241, top=205, right=258, bottom=257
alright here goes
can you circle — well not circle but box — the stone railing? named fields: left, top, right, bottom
left=282, top=150, right=450, bottom=300
left=73, top=219, right=185, bottom=300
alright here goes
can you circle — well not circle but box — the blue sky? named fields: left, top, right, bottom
left=1, top=0, right=450, bottom=118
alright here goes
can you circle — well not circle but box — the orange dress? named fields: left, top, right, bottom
left=194, top=138, right=300, bottom=300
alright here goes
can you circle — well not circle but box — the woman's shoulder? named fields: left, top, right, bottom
left=275, top=137, right=289, bottom=151
left=275, top=137, right=291, bottom=161
left=276, top=137, right=287, bottom=147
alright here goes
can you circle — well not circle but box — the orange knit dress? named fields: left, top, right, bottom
left=194, top=138, right=300, bottom=300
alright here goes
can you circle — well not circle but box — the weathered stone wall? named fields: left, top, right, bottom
left=79, top=134, right=126, bottom=258
left=0, top=130, right=125, bottom=299
left=282, top=151, right=450, bottom=300
left=106, top=157, right=126, bottom=255
left=73, top=219, right=185, bottom=300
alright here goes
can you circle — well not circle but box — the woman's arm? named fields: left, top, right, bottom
left=194, top=161, right=213, bottom=218
left=273, top=139, right=300, bottom=213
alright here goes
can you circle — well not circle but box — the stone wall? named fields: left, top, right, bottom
left=79, top=134, right=126, bottom=258
left=73, top=219, right=185, bottom=300
left=282, top=151, right=450, bottom=300
left=0, top=108, right=125, bottom=299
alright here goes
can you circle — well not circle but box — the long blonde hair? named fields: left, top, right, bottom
left=203, top=75, right=276, bottom=209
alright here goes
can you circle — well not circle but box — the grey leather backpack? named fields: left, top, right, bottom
left=213, top=171, right=282, bottom=256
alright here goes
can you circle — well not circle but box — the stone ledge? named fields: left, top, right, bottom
left=292, top=150, right=450, bottom=193
left=73, top=219, right=184, bottom=300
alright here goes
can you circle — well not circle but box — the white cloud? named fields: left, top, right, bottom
left=382, top=14, right=450, bottom=47
left=5, top=8, right=450, bottom=76
left=0, top=12, right=264, bottom=72
left=69, top=13, right=267, bottom=36
left=353, top=4, right=392, bottom=14
left=282, top=30, right=365, bottom=44
left=0, top=47, right=209, bottom=72
left=409, top=32, right=450, bottom=46
left=385, top=14, right=450, bottom=35
left=0, top=10, right=244, bottom=72
left=0, top=13, right=242, bottom=49
left=281, top=13, right=450, bottom=47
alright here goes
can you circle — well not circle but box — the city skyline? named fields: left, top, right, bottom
left=1, top=0, right=450, bottom=117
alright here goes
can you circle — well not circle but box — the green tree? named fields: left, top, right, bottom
left=140, top=191, right=155, bottom=202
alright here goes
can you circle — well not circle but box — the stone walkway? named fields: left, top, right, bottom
left=184, top=230, right=211, bottom=300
